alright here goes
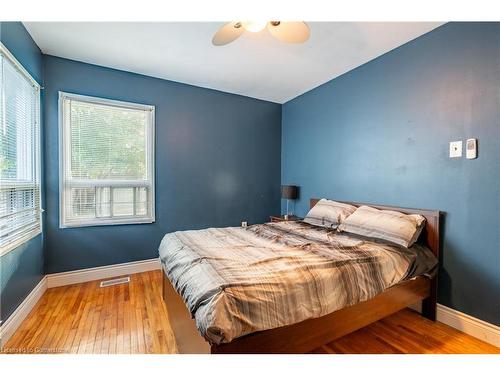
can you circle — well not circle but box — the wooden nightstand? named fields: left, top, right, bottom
left=270, top=215, right=302, bottom=223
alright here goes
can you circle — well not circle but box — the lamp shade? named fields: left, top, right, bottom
left=281, top=185, right=298, bottom=200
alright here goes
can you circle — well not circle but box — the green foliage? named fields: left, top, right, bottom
left=70, top=103, right=147, bottom=180
left=0, top=129, right=17, bottom=179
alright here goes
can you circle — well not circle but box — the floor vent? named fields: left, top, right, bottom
left=100, top=276, right=130, bottom=287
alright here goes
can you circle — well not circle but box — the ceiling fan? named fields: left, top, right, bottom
left=212, top=21, right=310, bottom=46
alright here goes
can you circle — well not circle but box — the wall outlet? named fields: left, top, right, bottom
left=241, top=221, right=248, bottom=227
left=449, top=141, right=462, bottom=158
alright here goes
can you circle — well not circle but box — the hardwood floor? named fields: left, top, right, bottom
left=3, top=270, right=177, bottom=354
left=3, top=270, right=499, bottom=354
left=312, top=309, right=499, bottom=354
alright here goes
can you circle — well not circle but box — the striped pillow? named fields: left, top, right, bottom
left=303, top=199, right=357, bottom=229
left=338, top=205, right=426, bottom=248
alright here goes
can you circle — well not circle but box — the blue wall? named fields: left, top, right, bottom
left=0, top=22, right=45, bottom=323
left=282, top=22, right=500, bottom=325
left=43, top=55, right=282, bottom=273
left=2, top=21, right=497, bottom=329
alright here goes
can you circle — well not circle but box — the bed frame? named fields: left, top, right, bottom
left=162, top=198, right=440, bottom=354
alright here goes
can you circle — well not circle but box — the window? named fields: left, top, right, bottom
left=0, top=44, right=42, bottom=255
left=59, top=92, right=155, bottom=228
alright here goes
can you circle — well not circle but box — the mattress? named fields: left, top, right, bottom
left=158, top=221, right=437, bottom=344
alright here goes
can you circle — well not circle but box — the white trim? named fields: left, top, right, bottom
left=65, top=179, right=151, bottom=188
left=0, top=276, right=47, bottom=348
left=0, top=228, right=42, bottom=257
left=58, top=91, right=156, bottom=229
left=61, top=216, right=155, bottom=229
left=409, top=302, right=499, bottom=348
left=46, top=258, right=160, bottom=288
left=0, top=42, right=41, bottom=89
left=58, top=92, right=154, bottom=112
left=437, top=304, right=500, bottom=348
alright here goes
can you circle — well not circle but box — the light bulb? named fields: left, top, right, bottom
left=242, top=21, right=267, bottom=33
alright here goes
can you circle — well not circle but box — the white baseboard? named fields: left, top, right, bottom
left=46, top=258, right=160, bottom=288
left=0, top=276, right=47, bottom=348
left=409, top=302, right=499, bottom=348
left=437, top=304, right=500, bottom=348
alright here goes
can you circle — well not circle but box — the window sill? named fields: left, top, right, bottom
left=0, top=228, right=42, bottom=257
left=60, top=216, right=155, bottom=229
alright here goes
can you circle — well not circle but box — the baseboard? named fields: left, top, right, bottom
left=46, top=258, right=161, bottom=288
left=409, top=302, right=499, bottom=348
left=437, top=304, right=500, bottom=347
left=0, top=276, right=47, bottom=348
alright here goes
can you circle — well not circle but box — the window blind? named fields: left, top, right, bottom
left=0, top=48, right=41, bottom=254
left=60, top=93, right=155, bottom=227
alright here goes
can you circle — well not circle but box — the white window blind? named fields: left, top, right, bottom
left=59, top=92, right=155, bottom=228
left=0, top=45, right=41, bottom=255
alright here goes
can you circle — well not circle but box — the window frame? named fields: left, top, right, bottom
left=58, top=92, right=156, bottom=228
left=0, top=42, right=42, bottom=256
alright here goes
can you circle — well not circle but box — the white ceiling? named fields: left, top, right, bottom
left=24, top=22, right=443, bottom=103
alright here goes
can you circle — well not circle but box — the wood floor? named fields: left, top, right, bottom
left=3, top=270, right=499, bottom=354
left=4, top=270, right=177, bottom=354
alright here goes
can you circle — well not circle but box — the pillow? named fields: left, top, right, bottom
left=303, top=199, right=357, bottom=229
left=338, top=205, right=426, bottom=247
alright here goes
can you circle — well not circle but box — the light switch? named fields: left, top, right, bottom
left=449, top=141, right=462, bottom=158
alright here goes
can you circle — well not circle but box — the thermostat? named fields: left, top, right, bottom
left=466, top=138, right=477, bottom=159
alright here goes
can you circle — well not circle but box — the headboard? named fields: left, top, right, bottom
left=310, top=198, right=440, bottom=259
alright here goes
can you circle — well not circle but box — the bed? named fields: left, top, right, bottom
left=159, top=198, right=440, bottom=353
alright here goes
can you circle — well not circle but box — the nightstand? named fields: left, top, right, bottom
left=270, top=215, right=302, bottom=223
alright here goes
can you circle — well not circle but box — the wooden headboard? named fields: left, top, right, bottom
left=310, top=198, right=441, bottom=259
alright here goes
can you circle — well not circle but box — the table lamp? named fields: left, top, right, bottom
left=281, top=185, right=298, bottom=220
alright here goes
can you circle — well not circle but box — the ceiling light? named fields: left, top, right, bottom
left=241, top=22, right=267, bottom=33
left=212, top=21, right=310, bottom=46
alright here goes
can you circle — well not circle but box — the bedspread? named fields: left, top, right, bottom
left=158, top=221, right=437, bottom=344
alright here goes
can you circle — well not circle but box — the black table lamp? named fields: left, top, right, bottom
left=281, top=185, right=298, bottom=219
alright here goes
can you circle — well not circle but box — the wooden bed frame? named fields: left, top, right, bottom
left=162, top=198, right=440, bottom=354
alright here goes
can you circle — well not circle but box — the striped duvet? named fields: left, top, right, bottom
left=158, top=221, right=437, bottom=344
